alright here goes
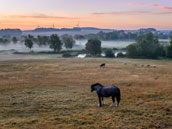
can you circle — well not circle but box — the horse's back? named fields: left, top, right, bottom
left=106, top=85, right=119, bottom=91
left=101, top=85, right=120, bottom=97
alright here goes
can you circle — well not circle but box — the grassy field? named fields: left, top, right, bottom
left=0, top=58, right=172, bottom=129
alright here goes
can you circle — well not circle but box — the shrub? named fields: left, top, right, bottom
left=62, top=53, right=73, bottom=58
left=105, top=49, right=115, bottom=58
left=96, top=54, right=102, bottom=57
left=117, top=52, right=125, bottom=58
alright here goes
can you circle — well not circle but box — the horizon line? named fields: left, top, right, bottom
left=0, top=26, right=172, bottom=31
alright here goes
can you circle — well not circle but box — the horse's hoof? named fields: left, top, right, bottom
left=109, top=103, right=115, bottom=107
left=102, top=101, right=105, bottom=105
left=98, top=104, right=101, bottom=107
left=116, top=104, right=120, bottom=107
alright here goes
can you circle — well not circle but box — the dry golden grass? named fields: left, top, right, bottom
left=0, top=58, right=172, bottom=129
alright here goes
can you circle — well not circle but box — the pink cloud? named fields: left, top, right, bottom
left=92, top=11, right=172, bottom=16
left=9, top=14, right=77, bottom=20
left=128, top=3, right=172, bottom=11
left=92, top=11, right=152, bottom=16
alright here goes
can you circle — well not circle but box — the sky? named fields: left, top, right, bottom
left=0, top=0, right=172, bottom=30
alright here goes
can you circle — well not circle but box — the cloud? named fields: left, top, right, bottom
left=128, top=3, right=172, bottom=11
left=92, top=11, right=153, bottom=16
left=92, top=5, right=172, bottom=16
left=9, top=14, right=78, bottom=20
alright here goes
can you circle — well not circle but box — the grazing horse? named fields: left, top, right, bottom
left=91, top=83, right=121, bottom=107
left=100, top=63, right=106, bottom=68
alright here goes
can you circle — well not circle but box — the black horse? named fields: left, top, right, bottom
left=100, top=63, right=105, bottom=68
left=91, top=83, right=121, bottom=107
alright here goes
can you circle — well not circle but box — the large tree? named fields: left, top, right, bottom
left=61, top=36, right=75, bottom=50
left=127, top=32, right=164, bottom=59
left=85, top=38, right=102, bottom=56
left=49, top=34, right=62, bottom=52
left=25, top=39, right=33, bottom=51
left=12, top=37, right=18, bottom=43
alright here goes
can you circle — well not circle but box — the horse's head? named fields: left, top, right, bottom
left=91, top=83, right=103, bottom=92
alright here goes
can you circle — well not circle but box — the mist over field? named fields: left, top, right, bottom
left=0, top=40, right=134, bottom=52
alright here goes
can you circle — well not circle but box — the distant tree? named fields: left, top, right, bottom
left=166, top=35, right=172, bottom=58
left=25, top=39, right=33, bottom=51
left=37, top=35, right=49, bottom=46
left=28, top=34, right=34, bottom=40
left=61, top=36, right=75, bottom=50
left=27, top=34, right=37, bottom=43
left=49, top=34, right=62, bottom=52
left=3, top=39, right=9, bottom=44
left=12, top=37, right=18, bottom=43
left=170, top=35, right=172, bottom=46
left=74, top=35, right=85, bottom=40
left=85, top=38, right=102, bottom=56
left=105, top=49, right=115, bottom=58
left=0, top=38, right=9, bottom=44
left=0, top=38, right=3, bottom=43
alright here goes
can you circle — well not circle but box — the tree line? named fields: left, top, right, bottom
left=74, top=30, right=171, bottom=41
left=24, top=34, right=75, bottom=52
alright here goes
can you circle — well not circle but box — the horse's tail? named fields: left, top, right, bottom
left=116, top=88, right=121, bottom=105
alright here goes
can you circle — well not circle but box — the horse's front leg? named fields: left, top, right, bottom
left=102, top=97, right=104, bottom=105
left=98, top=96, right=102, bottom=107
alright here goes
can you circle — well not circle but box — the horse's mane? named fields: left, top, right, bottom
left=91, top=83, right=104, bottom=88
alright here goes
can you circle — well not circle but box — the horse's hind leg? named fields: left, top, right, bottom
left=116, top=95, right=120, bottom=107
left=110, top=96, right=115, bottom=107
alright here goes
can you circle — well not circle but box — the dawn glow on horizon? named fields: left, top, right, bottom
left=0, top=0, right=172, bottom=30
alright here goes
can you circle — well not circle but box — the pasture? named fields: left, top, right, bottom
left=0, top=58, right=172, bottom=129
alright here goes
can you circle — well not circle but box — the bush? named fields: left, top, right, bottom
left=62, top=53, right=73, bottom=58
left=117, top=52, right=125, bottom=58
left=105, top=49, right=115, bottom=58
left=86, top=54, right=92, bottom=57
left=96, top=54, right=102, bottom=57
